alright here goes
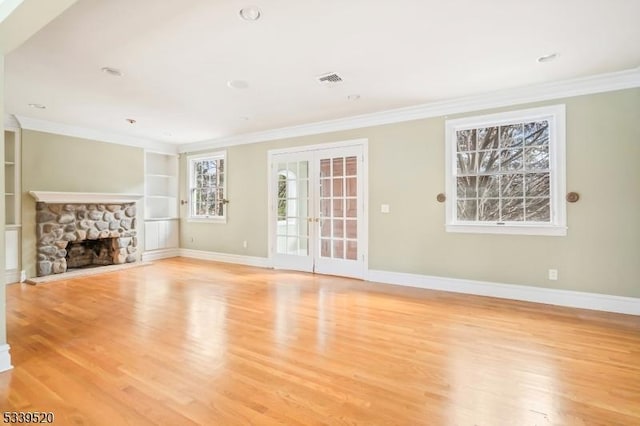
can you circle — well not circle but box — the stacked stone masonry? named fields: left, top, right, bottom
left=36, top=202, right=138, bottom=276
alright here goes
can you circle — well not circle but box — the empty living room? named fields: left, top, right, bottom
left=0, top=0, right=639, bottom=424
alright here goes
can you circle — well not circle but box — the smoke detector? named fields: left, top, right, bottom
left=317, top=72, right=343, bottom=86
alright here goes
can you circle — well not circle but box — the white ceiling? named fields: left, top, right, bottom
left=5, top=0, right=640, bottom=145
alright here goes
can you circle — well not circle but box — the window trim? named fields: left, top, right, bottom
left=187, top=151, right=227, bottom=224
left=444, top=105, right=567, bottom=236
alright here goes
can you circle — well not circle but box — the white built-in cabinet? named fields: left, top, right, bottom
left=4, top=122, right=23, bottom=283
left=144, top=151, right=179, bottom=254
left=144, top=220, right=179, bottom=251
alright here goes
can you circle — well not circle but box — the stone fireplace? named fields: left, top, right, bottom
left=31, top=192, right=142, bottom=277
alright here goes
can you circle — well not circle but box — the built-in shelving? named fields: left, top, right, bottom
left=145, top=152, right=178, bottom=220
left=4, top=122, right=23, bottom=283
left=144, top=151, right=179, bottom=256
left=4, top=127, right=20, bottom=226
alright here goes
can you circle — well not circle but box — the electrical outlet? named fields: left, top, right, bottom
left=380, top=204, right=390, bottom=214
left=242, top=240, right=248, bottom=249
left=548, top=269, right=558, bottom=280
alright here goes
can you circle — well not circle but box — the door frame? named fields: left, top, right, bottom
left=267, top=138, right=369, bottom=278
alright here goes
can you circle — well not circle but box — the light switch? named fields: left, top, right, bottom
left=380, top=204, right=390, bottom=214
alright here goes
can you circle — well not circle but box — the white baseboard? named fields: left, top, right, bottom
left=142, top=248, right=181, bottom=261
left=367, top=270, right=640, bottom=316
left=179, top=249, right=271, bottom=268
left=144, top=249, right=640, bottom=316
left=5, top=270, right=25, bottom=285
left=0, top=344, right=13, bottom=373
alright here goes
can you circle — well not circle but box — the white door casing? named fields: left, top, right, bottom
left=268, top=139, right=368, bottom=279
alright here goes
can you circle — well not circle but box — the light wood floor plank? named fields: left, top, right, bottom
left=1, top=257, right=639, bottom=425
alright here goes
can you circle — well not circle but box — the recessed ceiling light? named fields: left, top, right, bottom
left=239, top=7, right=261, bottom=21
left=347, top=94, right=361, bottom=101
left=537, top=53, right=558, bottom=63
left=28, top=103, right=46, bottom=109
left=227, top=80, right=249, bottom=89
left=125, top=118, right=136, bottom=124
left=101, top=67, right=124, bottom=77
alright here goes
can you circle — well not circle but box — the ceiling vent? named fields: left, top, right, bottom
left=317, top=72, right=343, bottom=85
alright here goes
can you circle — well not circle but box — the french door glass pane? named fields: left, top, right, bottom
left=333, top=219, right=344, bottom=238
left=319, top=155, right=358, bottom=260
left=333, top=178, right=343, bottom=196
left=346, top=199, right=357, bottom=217
left=332, top=158, right=344, bottom=176
left=332, top=199, right=343, bottom=216
left=345, top=157, right=357, bottom=176
left=346, top=241, right=357, bottom=260
left=320, top=159, right=330, bottom=178
left=276, top=160, right=309, bottom=256
left=345, top=220, right=357, bottom=239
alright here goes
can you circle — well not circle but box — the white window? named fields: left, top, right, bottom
left=445, top=105, right=566, bottom=236
left=187, top=151, right=227, bottom=222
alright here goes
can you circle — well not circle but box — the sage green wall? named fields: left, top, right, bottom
left=180, top=89, right=640, bottom=298
left=21, top=130, right=145, bottom=278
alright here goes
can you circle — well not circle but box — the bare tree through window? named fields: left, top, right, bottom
left=455, top=120, right=551, bottom=223
left=190, top=156, right=225, bottom=218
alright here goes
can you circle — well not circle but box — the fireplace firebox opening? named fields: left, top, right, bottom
left=65, top=238, right=118, bottom=270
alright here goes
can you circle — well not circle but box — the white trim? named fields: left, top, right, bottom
left=3, top=113, right=20, bottom=128
left=444, top=104, right=566, bottom=236
left=266, top=138, right=369, bottom=156
left=179, top=248, right=271, bottom=268
left=0, top=0, right=22, bottom=24
left=186, top=150, right=226, bottom=160
left=0, top=344, right=13, bottom=373
left=154, top=248, right=638, bottom=315
left=367, top=269, right=640, bottom=316
left=445, top=224, right=567, bottom=236
left=186, top=218, right=226, bottom=224
left=6, top=69, right=639, bottom=153
left=179, top=68, right=640, bottom=153
left=266, top=139, right=369, bottom=278
left=186, top=151, right=227, bottom=222
left=5, top=270, right=26, bottom=284
left=29, top=191, right=143, bottom=203
left=142, top=248, right=181, bottom=261
left=15, top=115, right=178, bottom=155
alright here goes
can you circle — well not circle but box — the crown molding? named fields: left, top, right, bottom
left=7, top=68, right=639, bottom=154
left=179, top=67, right=640, bottom=153
left=3, top=113, right=20, bottom=129
left=14, top=115, right=178, bottom=154
left=0, top=0, right=23, bottom=31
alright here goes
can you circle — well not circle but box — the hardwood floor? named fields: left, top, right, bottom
left=1, top=258, right=639, bottom=425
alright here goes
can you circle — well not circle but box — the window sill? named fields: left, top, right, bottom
left=446, top=223, right=567, bottom=236
left=187, top=217, right=227, bottom=224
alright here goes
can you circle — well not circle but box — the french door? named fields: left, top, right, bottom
left=269, top=142, right=366, bottom=279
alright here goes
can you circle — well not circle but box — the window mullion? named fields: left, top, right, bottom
left=446, top=105, right=564, bottom=234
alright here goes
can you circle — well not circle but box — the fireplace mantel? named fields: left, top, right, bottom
left=29, top=191, right=143, bottom=204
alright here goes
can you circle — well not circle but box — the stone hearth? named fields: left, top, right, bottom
left=36, top=202, right=138, bottom=276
